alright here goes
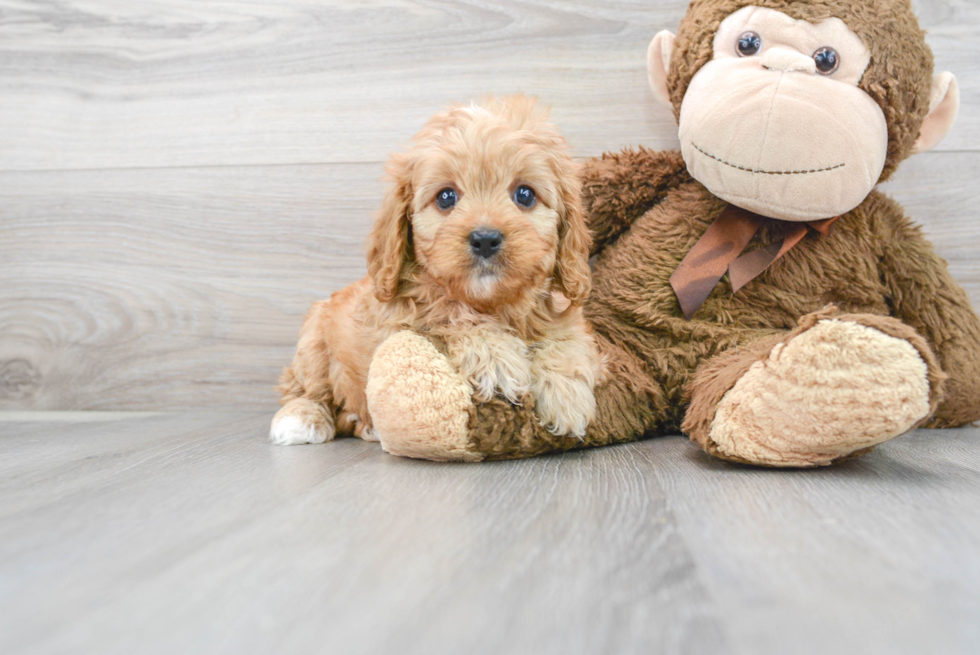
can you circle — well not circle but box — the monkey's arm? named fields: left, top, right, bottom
left=879, top=204, right=980, bottom=427
left=466, top=334, right=669, bottom=459
left=583, top=148, right=690, bottom=256
left=366, top=331, right=669, bottom=461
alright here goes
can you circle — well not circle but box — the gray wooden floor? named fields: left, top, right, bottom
left=2, top=2, right=979, bottom=653
left=2, top=412, right=978, bottom=655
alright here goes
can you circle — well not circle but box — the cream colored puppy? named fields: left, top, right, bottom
left=271, top=96, right=602, bottom=447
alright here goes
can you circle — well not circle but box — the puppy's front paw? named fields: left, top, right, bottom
left=270, top=398, right=335, bottom=445
left=532, top=373, right=596, bottom=438
left=485, top=352, right=532, bottom=405
left=449, top=332, right=531, bottom=405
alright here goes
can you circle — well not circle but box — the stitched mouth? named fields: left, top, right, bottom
left=693, top=144, right=845, bottom=175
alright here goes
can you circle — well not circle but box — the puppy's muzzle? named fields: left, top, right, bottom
left=469, top=229, right=503, bottom=259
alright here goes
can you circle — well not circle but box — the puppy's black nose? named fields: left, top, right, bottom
left=469, top=229, right=503, bottom=259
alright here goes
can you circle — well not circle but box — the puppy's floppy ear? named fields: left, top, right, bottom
left=367, top=154, right=413, bottom=302
left=552, top=159, right=592, bottom=305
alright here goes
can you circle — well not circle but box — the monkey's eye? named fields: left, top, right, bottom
left=513, top=185, right=536, bottom=208
left=813, top=47, right=840, bottom=75
left=435, top=187, right=457, bottom=210
left=737, top=31, right=762, bottom=57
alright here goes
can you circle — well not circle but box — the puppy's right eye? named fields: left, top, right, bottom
left=435, top=188, right=457, bottom=210
left=513, top=185, right=536, bottom=209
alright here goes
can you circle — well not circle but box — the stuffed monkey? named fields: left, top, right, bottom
left=366, top=0, right=980, bottom=466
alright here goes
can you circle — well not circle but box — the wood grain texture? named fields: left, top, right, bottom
left=643, top=427, right=980, bottom=655
left=0, top=163, right=376, bottom=410
left=0, top=412, right=726, bottom=655
left=1, top=412, right=978, bottom=655
left=0, top=0, right=978, bottom=410
left=0, top=0, right=977, bottom=171
left=2, top=152, right=978, bottom=411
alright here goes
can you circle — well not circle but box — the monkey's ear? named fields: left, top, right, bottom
left=912, top=72, right=959, bottom=155
left=647, top=30, right=676, bottom=111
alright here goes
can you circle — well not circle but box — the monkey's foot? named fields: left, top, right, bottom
left=691, top=318, right=937, bottom=467
left=366, top=331, right=483, bottom=462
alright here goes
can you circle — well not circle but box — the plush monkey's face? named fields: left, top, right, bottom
left=648, top=5, right=959, bottom=222
left=679, top=8, right=886, bottom=220
left=681, top=8, right=888, bottom=220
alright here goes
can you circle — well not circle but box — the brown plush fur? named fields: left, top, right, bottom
left=274, top=96, right=600, bottom=442
left=467, top=332, right=667, bottom=460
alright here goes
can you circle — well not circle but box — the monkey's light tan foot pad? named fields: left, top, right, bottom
left=710, top=319, right=932, bottom=467
left=366, top=330, right=483, bottom=462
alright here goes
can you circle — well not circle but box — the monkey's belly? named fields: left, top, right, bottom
left=586, top=186, right=892, bottom=397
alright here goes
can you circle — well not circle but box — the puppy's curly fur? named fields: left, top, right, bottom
left=270, top=96, right=602, bottom=446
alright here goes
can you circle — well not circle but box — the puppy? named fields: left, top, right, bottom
left=271, top=95, right=602, bottom=447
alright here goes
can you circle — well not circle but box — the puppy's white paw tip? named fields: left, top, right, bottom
left=269, top=416, right=332, bottom=446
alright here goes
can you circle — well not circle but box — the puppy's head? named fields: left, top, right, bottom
left=367, top=95, right=590, bottom=311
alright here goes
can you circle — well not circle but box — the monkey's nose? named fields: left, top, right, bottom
left=469, top=229, right=503, bottom=259
left=761, top=47, right=817, bottom=74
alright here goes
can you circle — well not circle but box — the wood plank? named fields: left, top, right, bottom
left=0, top=0, right=976, bottom=171
left=0, top=411, right=726, bottom=655
left=0, top=163, right=377, bottom=411
left=0, top=410, right=159, bottom=423
left=2, top=412, right=978, bottom=654
left=1, top=151, right=977, bottom=411
left=641, top=426, right=980, bottom=655
left=880, top=151, right=980, bottom=279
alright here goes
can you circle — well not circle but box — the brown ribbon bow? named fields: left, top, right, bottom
left=669, top=205, right=839, bottom=320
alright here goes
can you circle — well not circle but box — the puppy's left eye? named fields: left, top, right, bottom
left=513, top=185, right=536, bottom=208
left=435, top=188, right=457, bottom=210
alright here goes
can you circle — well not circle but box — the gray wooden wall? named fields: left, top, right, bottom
left=1, top=0, right=978, bottom=411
